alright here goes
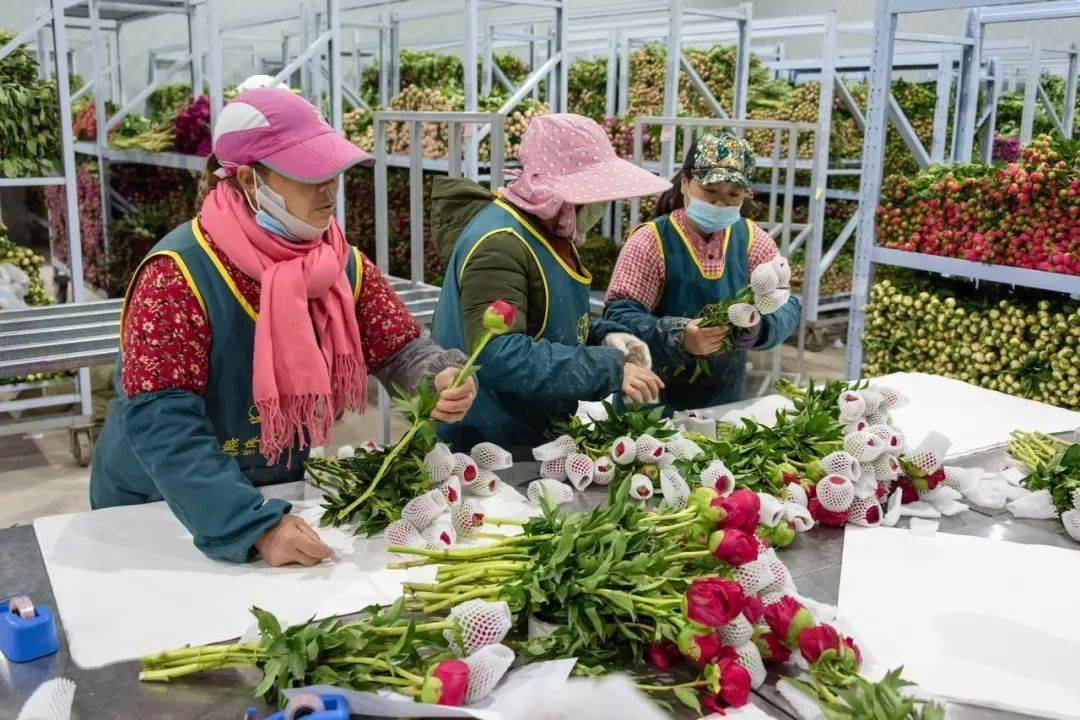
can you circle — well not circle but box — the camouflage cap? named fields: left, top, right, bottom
left=687, top=131, right=755, bottom=191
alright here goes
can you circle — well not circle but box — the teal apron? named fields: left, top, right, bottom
left=91, top=219, right=362, bottom=503
left=648, top=212, right=756, bottom=410
left=432, top=199, right=593, bottom=449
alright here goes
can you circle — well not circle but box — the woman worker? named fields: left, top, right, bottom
left=430, top=113, right=669, bottom=450
left=90, top=88, right=477, bottom=566
left=604, top=131, right=800, bottom=411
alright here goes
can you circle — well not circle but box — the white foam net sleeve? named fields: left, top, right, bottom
left=1072, top=487, right=1080, bottom=511
left=629, top=474, right=654, bottom=500
left=424, top=443, right=455, bottom=484
left=881, top=488, right=904, bottom=527
left=722, top=614, right=754, bottom=647
left=763, top=550, right=795, bottom=595
left=467, top=469, right=501, bottom=497
left=784, top=482, right=809, bottom=508
left=610, top=435, right=638, bottom=465
left=565, top=452, right=596, bottom=491
left=908, top=431, right=951, bottom=475
left=867, top=424, right=903, bottom=453
left=865, top=409, right=891, bottom=427
left=336, top=444, right=356, bottom=459
left=859, top=388, right=884, bottom=413
left=963, top=484, right=1007, bottom=509
left=777, top=678, right=826, bottom=720
left=385, top=520, right=425, bottom=548
left=701, top=459, right=736, bottom=494
left=532, top=434, right=576, bottom=461
left=635, top=434, right=666, bottom=463
left=1006, top=489, right=1059, bottom=519
left=470, top=442, right=513, bottom=471
left=736, top=641, right=767, bottom=689
left=820, top=451, right=860, bottom=481
left=462, top=644, right=515, bottom=704
left=438, top=476, right=462, bottom=505
left=1061, top=509, right=1080, bottom=543
left=847, top=497, right=882, bottom=527
left=873, top=384, right=910, bottom=410
left=422, top=521, right=456, bottom=549
left=772, top=254, right=792, bottom=284
left=753, top=288, right=789, bottom=314
left=816, top=476, right=855, bottom=512
left=540, top=457, right=567, bottom=481
left=659, top=468, right=691, bottom=511
left=592, top=458, right=617, bottom=486
left=403, top=493, right=445, bottom=530
left=757, top=492, right=786, bottom=526
left=783, top=502, right=815, bottom=532
left=447, top=599, right=513, bottom=655
left=452, top=499, right=486, bottom=534
left=897, top=501, right=941, bottom=519
left=665, top=436, right=704, bottom=460
left=733, top=559, right=773, bottom=596
left=751, top=262, right=781, bottom=296
left=837, top=391, right=867, bottom=422
left=17, top=678, right=77, bottom=720
left=728, top=302, right=761, bottom=328
left=843, top=431, right=884, bottom=463
left=527, top=479, right=573, bottom=506
left=942, top=466, right=973, bottom=491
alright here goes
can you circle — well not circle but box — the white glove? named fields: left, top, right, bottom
left=603, top=332, right=653, bottom=370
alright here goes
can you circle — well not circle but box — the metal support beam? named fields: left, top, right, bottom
left=464, top=0, right=479, bottom=177
left=554, top=0, right=568, bottom=111
left=482, top=24, right=494, bottom=96
left=887, top=93, right=930, bottom=169
left=732, top=2, right=752, bottom=119
left=379, top=9, right=391, bottom=105
left=1020, top=39, right=1042, bottom=142
left=186, top=0, right=203, bottom=94
left=88, top=0, right=112, bottom=273
left=206, top=0, right=223, bottom=122
left=951, top=7, right=981, bottom=162
left=328, top=0, right=345, bottom=229
left=930, top=53, right=952, bottom=162
left=106, top=51, right=193, bottom=132
left=1037, top=81, right=1067, bottom=137
left=390, top=14, right=401, bottom=96
left=834, top=76, right=865, bottom=131
left=660, top=0, right=682, bottom=175
left=979, top=56, right=1002, bottom=161
left=846, top=0, right=896, bottom=379
left=529, top=23, right=540, bottom=101
left=605, top=30, right=618, bottom=117
left=1064, top=43, right=1078, bottom=137
left=680, top=52, right=729, bottom=119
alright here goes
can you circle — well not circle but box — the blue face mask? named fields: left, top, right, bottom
left=684, top=196, right=743, bottom=234
left=254, top=209, right=295, bottom=240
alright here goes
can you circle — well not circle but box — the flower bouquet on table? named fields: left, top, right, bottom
left=138, top=597, right=516, bottom=709
left=306, top=301, right=516, bottom=536
left=681, top=254, right=793, bottom=383
left=1007, top=430, right=1080, bottom=542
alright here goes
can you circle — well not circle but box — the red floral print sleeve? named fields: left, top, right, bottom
left=121, top=256, right=211, bottom=397
left=355, top=253, right=421, bottom=370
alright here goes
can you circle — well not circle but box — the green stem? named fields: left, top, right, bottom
left=640, top=508, right=695, bottom=524
left=424, top=586, right=501, bottom=613
left=330, top=657, right=425, bottom=684
left=338, top=421, right=424, bottom=519
left=668, top=550, right=711, bottom=561
left=636, top=681, right=706, bottom=692
left=366, top=620, right=455, bottom=636
left=650, top=517, right=701, bottom=534
left=484, top=517, right=526, bottom=527
left=451, top=331, right=494, bottom=389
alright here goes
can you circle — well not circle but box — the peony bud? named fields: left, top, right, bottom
left=815, top=475, right=855, bottom=513
left=420, top=659, right=470, bottom=706
left=700, top=459, right=736, bottom=495
left=762, top=595, right=816, bottom=649
left=808, top=497, right=848, bottom=527
left=755, top=630, right=792, bottom=663
left=646, top=640, right=682, bottom=671
left=713, top=489, right=761, bottom=534
left=677, top=624, right=723, bottom=666
left=797, top=623, right=843, bottom=665
left=629, top=473, right=654, bottom=500
left=684, top=577, right=747, bottom=628
left=610, top=435, right=637, bottom=465
left=452, top=453, right=480, bottom=485
left=482, top=300, right=516, bottom=334
left=564, top=452, right=595, bottom=491
left=708, top=528, right=759, bottom=565
left=591, top=457, right=616, bottom=485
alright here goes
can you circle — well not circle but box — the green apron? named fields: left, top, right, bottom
left=432, top=199, right=594, bottom=448
left=649, top=212, right=756, bottom=409
left=91, top=219, right=362, bottom=500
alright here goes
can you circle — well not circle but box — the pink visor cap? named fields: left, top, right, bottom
left=212, top=87, right=372, bottom=183
left=516, top=113, right=671, bottom=203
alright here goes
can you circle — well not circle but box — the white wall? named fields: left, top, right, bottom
left=4, top=0, right=1078, bottom=104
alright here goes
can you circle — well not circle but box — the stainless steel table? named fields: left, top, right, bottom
left=2, top=448, right=1073, bottom=719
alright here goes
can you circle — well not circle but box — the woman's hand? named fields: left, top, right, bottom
left=622, top=364, right=665, bottom=405
left=432, top=366, right=478, bottom=423
left=254, top=514, right=334, bottom=567
left=684, top=319, right=729, bottom=356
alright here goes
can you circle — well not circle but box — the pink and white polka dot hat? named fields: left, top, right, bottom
left=212, top=87, right=371, bottom=183
left=514, top=113, right=671, bottom=202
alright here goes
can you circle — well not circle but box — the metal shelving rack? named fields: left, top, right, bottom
left=845, top=0, right=1080, bottom=380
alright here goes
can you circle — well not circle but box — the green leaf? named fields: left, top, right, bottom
left=673, top=686, right=702, bottom=713
left=254, top=657, right=284, bottom=698
left=251, top=607, right=282, bottom=640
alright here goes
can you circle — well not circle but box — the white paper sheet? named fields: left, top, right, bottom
left=282, top=659, right=578, bottom=719
left=33, top=481, right=538, bottom=669
left=838, top=526, right=1080, bottom=719
left=870, top=372, right=1080, bottom=458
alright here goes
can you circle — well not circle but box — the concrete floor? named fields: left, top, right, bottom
left=0, top=342, right=846, bottom=529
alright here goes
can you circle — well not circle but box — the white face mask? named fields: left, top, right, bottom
left=245, top=170, right=331, bottom=242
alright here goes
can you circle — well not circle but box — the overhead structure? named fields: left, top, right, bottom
left=845, top=0, right=1080, bottom=380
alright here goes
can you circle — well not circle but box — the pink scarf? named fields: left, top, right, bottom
left=498, top=172, right=582, bottom=244
left=199, top=184, right=366, bottom=465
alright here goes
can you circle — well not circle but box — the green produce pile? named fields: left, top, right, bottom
left=863, top=273, right=1080, bottom=410
left=996, top=74, right=1080, bottom=140
left=0, top=219, right=50, bottom=306
left=1008, top=430, right=1079, bottom=512
left=0, top=29, right=61, bottom=177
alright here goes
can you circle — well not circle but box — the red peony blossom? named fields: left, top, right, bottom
left=677, top=625, right=723, bottom=666
left=798, top=623, right=843, bottom=664
left=701, top=656, right=752, bottom=710
left=708, top=529, right=759, bottom=566
left=646, top=641, right=681, bottom=671
left=896, top=477, right=919, bottom=504
left=741, top=595, right=765, bottom=624
left=755, top=630, right=792, bottom=663
left=763, top=595, right=816, bottom=649
left=712, top=489, right=761, bottom=534
left=844, top=636, right=862, bottom=668
left=482, top=300, right=516, bottom=333
left=420, top=659, right=470, bottom=706
left=808, top=497, right=848, bottom=527
left=684, top=578, right=746, bottom=628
